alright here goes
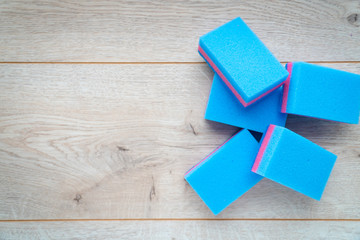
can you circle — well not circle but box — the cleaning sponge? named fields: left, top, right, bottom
left=205, top=73, right=287, bottom=133
left=199, top=17, right=288, bottom=107
left=185, top=129, right=262, bottom=215
left=252, top=124, right=337, bottom=200
left=282, top=62, right=360, bottom=124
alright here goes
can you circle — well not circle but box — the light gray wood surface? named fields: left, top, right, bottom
left=1, top=0, right=360, bottom=238
left=0, top=63, right=359, bottom=220
left=0, top=0, right=359, bottom=62
left=0, top=221, right=359, bottom=240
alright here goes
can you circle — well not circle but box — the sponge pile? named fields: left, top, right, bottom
left=185, top=17, right=360, bottom=215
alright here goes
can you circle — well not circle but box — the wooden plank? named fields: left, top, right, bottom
left=0, top=63, right=359, bottom=220
left=1, top=220, right=359, bottom=239
left=0, top=0, right=359, bottom=62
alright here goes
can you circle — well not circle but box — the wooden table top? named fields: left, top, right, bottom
left=0, top=0, right=359, bottom=239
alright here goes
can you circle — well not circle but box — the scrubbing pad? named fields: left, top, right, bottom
left=199, top=17, right=288, bottom=107
left=252, top=125, right=337, bottom=200
left=282, top=62, right=360, bottom=124
left=205, top=73, right=287, bottom=133
left=185, top=129, right=262, bottom=215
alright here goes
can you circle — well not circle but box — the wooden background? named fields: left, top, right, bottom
left=0, top=0, right=359, bottom=239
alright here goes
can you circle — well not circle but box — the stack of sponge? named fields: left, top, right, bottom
left=185, top=17, right=360, bottom=215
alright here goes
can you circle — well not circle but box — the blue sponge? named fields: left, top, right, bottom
left=252, top=125, right=337, bottom=200
left=205, top=73, right=287, bottom=133
left=199, top=17, right=288, bottom=107
left=185, top=129, right=262, bottom=215
left=282, top=62, right=360, bottom=124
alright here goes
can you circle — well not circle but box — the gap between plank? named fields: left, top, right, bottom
left=0, top=218, right=359, bottom=222
left=0, top=61, right=359, bottom=64
left=0, top=62, right=205, bottom=64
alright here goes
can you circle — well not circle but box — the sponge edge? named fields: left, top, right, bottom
left=282, top=62, right=360, bottom=124
left=251, top=124, right=276, bottom=173
left=199, top=17, right=288, bottom=106
left=185, top=129, right=262, bottom=215
left=205, top=73, right=287, bottom=133
left=252, top=125, right=337, bottom=200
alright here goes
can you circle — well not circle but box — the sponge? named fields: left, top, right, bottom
left=199, top=17, right=288, bottom=107
left=205, top=73, right=287, bottom=133
left=185, top=129, right=262, bottom=215
left=282, top=62, right=360, bottom=124
left=252, top=125, right=337, bottom=200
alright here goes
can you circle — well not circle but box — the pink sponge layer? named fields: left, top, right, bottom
left=251, top=124, right=275, bottom=172
left=198, top=45, right=248, bottom=106
left=281, top=62, right=293, bottom=113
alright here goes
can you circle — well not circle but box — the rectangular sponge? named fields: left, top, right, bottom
left=252, top=124, right=337, bottom=200
left=185, top=129, right=262, bottom=215
left=205, top=73, right=287, bottom=133
left=199, top=17, right=288, bottom=107
left=282, top=62, right=360, bottom=124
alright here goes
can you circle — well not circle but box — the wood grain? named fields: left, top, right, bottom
left=1, top=220, right=360, bottom=240
left=0, top=0, right=359, bottom=62
left=0, top=63, right=359, bottom=220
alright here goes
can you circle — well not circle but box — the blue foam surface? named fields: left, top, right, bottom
left=285, top=62, right=360, bottom=124
left=185, top=129, right=262, bottom=215
left=255, top=125, right=337, bottom=200
left=205, top=74, right=288, bottom=133
left=199, top=17, right=288, bottom=103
